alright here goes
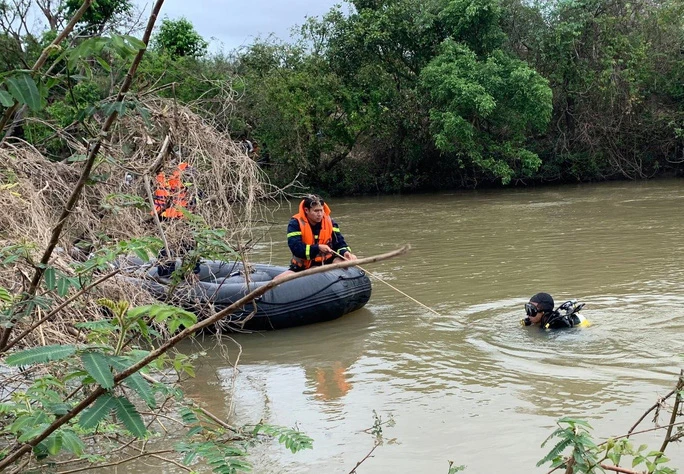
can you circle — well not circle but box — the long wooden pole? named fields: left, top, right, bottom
left=0, top=246, right=409, bottom=471
left=332, top=250, right=441, bottom=316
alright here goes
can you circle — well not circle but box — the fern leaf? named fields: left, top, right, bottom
left=81, top=352, right=114, bottom=389
left=123, top=372, right=156, bottom=408
left=79, top=394, right=116, bottom=430
left=112, top=396, right=147, bottom=438
left=253, top=424, right=313, bottom=453
left=38, top=432, right=63, bottom=456
left=0, top=286, right=13, bottom=302
left=43, top=267, right=56, bottom=291
left=537, top=437, right=573, bottom=466
left=6, top=344, right=76, bottom=366
left=97, top=298, right=117, bottom=313
left=59, top=429, right=85, bottom=456
left=180, top=407, right=199, bottom=425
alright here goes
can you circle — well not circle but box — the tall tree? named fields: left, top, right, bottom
left=65, top=0, right=133, bottom=35
left=312, top=0, right=552, bottom=188
left=154, top=17, right=208, bottom=59
left=502, top=0, right=684, bottom=179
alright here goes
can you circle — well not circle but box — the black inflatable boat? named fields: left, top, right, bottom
left=125, top=260, right=372, bottom=331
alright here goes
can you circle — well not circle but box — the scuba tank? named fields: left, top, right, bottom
left=558, top=299, right=585, bottom=316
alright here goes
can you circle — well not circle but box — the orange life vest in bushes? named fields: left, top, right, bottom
left=153, top=162, right=192, bottom=219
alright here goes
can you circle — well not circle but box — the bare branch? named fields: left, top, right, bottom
left=0, top=245, right=409, bottom=469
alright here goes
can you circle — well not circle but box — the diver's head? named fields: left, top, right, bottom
left=521, top=292, right=554, bottom=326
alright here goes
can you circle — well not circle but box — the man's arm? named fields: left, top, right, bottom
left=331, top=219, right=354, bottom=258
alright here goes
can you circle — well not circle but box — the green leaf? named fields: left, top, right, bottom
left=59, top=429, right=85, bottom=456
left=136, top=319, right=150, bottom=340
left=45, top=402, right=71, bottom=416
left=122, top=35, right=146, bottom=50
left=111, top=34, right=126, bottom=53
left=126, top=305, right=153, bottom=319
left=40, top=432, right=63, bottom=455
left=186, top=425, right=203, bottom=436
left=0, top=286, right=12, bottom=302
left=9, top=414, right=44, bottom=434
left=0, top=89, right=13, bottom=107
left=133, top=248, right=150, bottom=262
left=18, top=423, right=50, bottom=441
left=56, top=277, right=71, bottom=297
left=101, top=101, right=126, bottom=117
left=44, top=267, right=56, bottom=291
left=74, top=320, right=115, bottom=330
left=6, top=344, right=76, bottom=366
left=168, top=316, right=182, bottom=334
left=253, top=424, right=313, bottom=453
left=81, top=352, right=114, bottom=389
left=5, top=73, right=41, bottom=111
left=558, top=417, right=593, bottom=428
left=112, top=396, right=147, bottom=438
left=33, top=295, right=53, bottom=310
left=123, top=372, right=156, bottom=408
left=79, top=394, right=116, bottom=430
left=32, top=441, right=49, bottom=460
left=179, top=407, right=199, bottom=425
left=66, top=153, right=88, bottom=163
left=95, top=55, right=112, bottom=72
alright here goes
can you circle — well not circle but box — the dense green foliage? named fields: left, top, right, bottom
left=65, top=0, right=133, bottom=35
left=227, top=0, right=684, bottom=192
left=233, top=0, right=553, bottom=192
left=1, top=1, right=683, bottom=471
left=3, top=0, right=682, bottom=193
left=501, top=0, right=684, bottom=181
left=154, top=17, right=208, bottom=59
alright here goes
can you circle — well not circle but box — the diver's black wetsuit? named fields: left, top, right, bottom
left=540, top=311, right=586, bottom=329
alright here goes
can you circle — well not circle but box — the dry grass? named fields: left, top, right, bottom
left=0, top=96, right=282, bottom=347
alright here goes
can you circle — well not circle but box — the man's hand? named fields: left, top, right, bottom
left=343, top=252, right=357, bottom=261
left=318, top=244, right=333, bottom=255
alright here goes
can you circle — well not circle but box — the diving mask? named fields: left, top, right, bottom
left=524, top=302, right=539, bottom=317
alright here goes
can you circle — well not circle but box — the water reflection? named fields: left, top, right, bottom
left=178, top=180, right=684, bottom=474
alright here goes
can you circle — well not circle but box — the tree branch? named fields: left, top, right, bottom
left=0, top=269, right=120, bottom=354
left=0, top=0, right=163, bottom=352
left=0, top=0, right=95, bottom=140
left=656, top=369, right=684, bottom=462
left=0, top=245, right=409, bottom=470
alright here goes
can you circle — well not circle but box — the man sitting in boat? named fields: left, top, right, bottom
left=521, top=292, right=590, bottom=329
left=275, top=195, right=357, bottom=279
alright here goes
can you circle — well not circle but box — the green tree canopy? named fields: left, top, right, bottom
left=65, top=0, right=133, bottom=35
left=235, top=0, right=553, bottom=191
left=154, top=17, right=208, bottom=59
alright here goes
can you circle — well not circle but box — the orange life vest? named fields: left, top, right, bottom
left=153, top=162, right=192, bottom=219
left=290, top=200, right=334, bottom=270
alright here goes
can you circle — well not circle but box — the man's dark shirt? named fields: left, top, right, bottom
left=287, top=217, right=351, bottom=270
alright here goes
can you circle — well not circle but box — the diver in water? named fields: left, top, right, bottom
left=521, top=292, right=590, bottom=329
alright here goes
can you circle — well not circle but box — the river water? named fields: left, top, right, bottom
left=165, top=180, right=684, bottom=472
